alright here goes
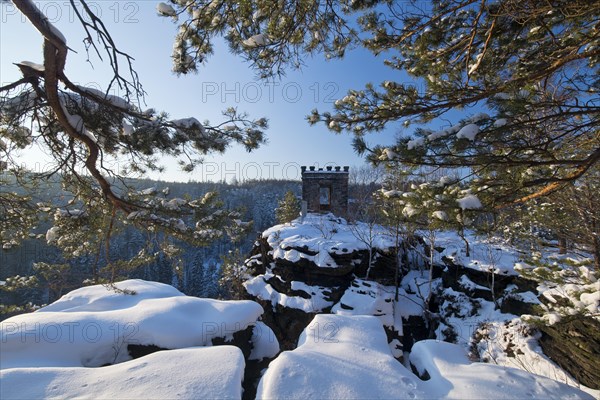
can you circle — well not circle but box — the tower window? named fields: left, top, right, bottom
left=319, top=186, right=331, bottom=206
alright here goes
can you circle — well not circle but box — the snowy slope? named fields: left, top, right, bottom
left=474, top=318, right=599, bottom=397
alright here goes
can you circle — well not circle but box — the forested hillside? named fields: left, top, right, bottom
left=0, top=176, right=300, bottom=313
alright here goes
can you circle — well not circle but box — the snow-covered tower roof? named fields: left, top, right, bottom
left=301, top=166, right=349, bottom=217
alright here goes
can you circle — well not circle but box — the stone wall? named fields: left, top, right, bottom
left=301, top=166, right=349, bottom=217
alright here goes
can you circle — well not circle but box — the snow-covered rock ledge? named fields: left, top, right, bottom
left=259, top=213, right=403, bottom=277
left=0, top=280, right=278, bottom=399
left=1, top=346, right=245, bottom=400
left=243, top=213, right=415, bottom=315
left=0, top=279, right=265, bottom=369
left=242, top=213, right=412, bottom=350
left=0, top=279, right=595, bottom=399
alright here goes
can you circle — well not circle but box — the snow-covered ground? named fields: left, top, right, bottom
left=409, top=338, right=590, bottom=399
left=474, top=318, right=594, bottom=394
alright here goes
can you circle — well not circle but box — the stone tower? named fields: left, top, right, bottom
left=301, top=166, right=349, bottom=217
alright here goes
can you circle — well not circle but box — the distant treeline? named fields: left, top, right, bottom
left=1, top=176, right=301, bottom=306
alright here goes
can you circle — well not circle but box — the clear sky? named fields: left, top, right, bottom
left=0, top=1, right=409, bottom=182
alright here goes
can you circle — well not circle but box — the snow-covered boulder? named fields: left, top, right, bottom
left=1, top=346, right=245, bottom=400
left=0, top=279, right=265, bottom=369
left=257, top=314, right=427, bottom=399
left=0, top=279, right=284, bottom=400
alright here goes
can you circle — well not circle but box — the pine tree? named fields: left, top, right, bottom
left=275, top=191, right=301, bottom=224
left=320, top=1, right=599, bottom=206
left=552, top=177, right=600, bottom=270
left=218, top=248, right=247, bottom=300
left=0, top=170, right=47, bottom=250
left=500, top=168, right=600, bottom=270
left=1, top=0, right=267, bottom=255
left=202, top=261, right=220, bottom=299
left=160, top=0, right=598, bottom=206
left=0, top=1, right=272, bottom=300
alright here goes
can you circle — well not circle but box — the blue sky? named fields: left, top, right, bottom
left=0, top=1, right=409, bottom=182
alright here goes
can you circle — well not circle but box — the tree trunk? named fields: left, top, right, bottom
left=365, top=247, right=373, bottom=279
left=425, top=231, right=435, bottom=310
left=394, top=225, right=401, bottom=302
left=460, top=229, right=470, bottom=257
left=558, top=236, right=567, bottom=254
left=593, top=235, right=600, bottom=271
left=459, top=212, right=470, bottom=257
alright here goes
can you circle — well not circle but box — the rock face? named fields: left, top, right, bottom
left=243, top=215, right=598, bottom=395
left=441, top=257, right=538, bottom=295
left=440, top=257, right=541, bottom=315
left=243, top=214, right=407, bottom=353
left=242, top=215, right=548, bottom=356
left=244, top=234, right=383, bottom=350
left=538, top=316, right=600, bottom=390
